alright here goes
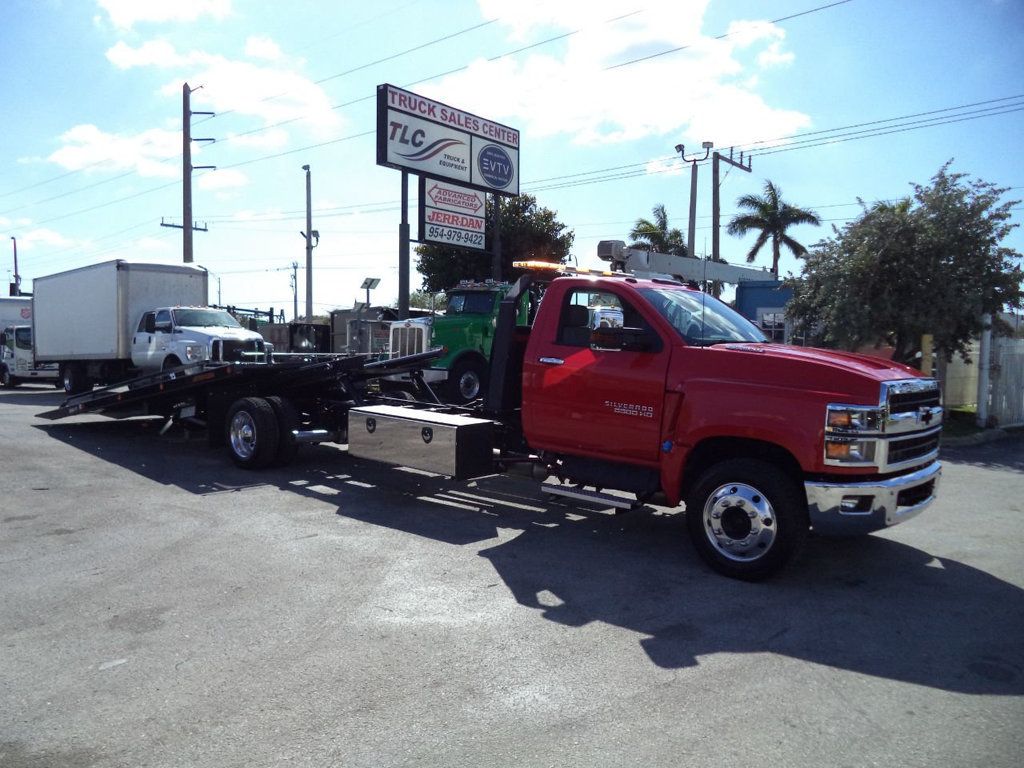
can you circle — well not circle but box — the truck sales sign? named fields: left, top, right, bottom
left=377, top=84, right=519, bottom=196
left=418, top=177, right=487, bottom=251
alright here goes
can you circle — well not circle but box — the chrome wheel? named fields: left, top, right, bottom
left=701, top=481, right=777, bottom=563
left=457, top=370, right=481, bottom=400
left=229, top=410, right=257, bottom=461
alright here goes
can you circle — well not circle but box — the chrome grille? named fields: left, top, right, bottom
left=887, top=430, right=941, bottom=466
left=389, top=324, right=427, bottom=358
left=219, top=339, right=265, bottom=362
left=884, top=379, right=941, bottom=413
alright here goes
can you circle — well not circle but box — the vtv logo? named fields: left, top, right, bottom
left=477, top=144, right=513, bottom=189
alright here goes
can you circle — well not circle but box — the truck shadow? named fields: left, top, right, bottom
left=941, top=435, right=1024, bottom=472
left=35, top=417, right=1024, bottom=694
left=0, top=387, right=66, bottom=407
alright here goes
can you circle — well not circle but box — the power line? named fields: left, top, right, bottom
left=604, top=0, right=854, bottom=70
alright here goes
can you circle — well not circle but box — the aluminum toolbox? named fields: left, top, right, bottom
left=347, top=405, right=494, bottom=480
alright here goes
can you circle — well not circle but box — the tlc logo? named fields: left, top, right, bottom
left=389, top=121, right=425, bottom=147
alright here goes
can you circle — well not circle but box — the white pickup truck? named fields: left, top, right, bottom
left=33, top=260, right=268, bottom=394
left=131, top=306, right=268, bottom=373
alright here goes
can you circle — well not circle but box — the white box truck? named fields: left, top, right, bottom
left=33, top=260, right=268, bottom=393
left=0, top=296, right=33, bottom=329
left=1, top=296, right=59, bottom=387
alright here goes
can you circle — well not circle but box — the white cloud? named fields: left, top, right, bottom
left=726, top=19, right=784, bottom=48
left=245, top=36, right=283, bottom=61
left=645, top=157, right=683, bottom=177
left=98, top=0, right=232, bottom=30
left=225, top=127, right=290, bottom=150
left=134, top=236, right=176, bottom=254
left=758, top=42, right=795, bottom=68
left=17, top=228, right=74, bottom=250
left=47, top=124, right=180, bottom=178
left=197, top=168, right=248, bottom=191
left=108, top=40, right=343, bottom=136
left=106, top=40, right=185, bottom=69
left=422, top=0, right=806, bottom=148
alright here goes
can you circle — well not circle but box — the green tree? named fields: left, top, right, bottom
left=416, top=194, right=574, bottom=292
left=787, top=163, right=1023, bottom=365
left=629, top=204, right=686, bottom=256
left=727, top=180, right=821, bottom=275
left=408, top=289, right=446, bottom=312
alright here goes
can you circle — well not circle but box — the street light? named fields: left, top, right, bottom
left=676, top=141, right=713, bottom=260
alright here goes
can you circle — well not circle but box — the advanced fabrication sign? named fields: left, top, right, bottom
left=377, top=84, right=519, bottom=196
left=419, top=177, right=486, bottom=251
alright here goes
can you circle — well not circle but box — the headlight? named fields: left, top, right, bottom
left=824, top=403, right=882, bottom=466
left=824, top=437, right=877, bottom=464
left=826, top=405, right=883, bottom=433
left=183, top=344, right=204, bottom=361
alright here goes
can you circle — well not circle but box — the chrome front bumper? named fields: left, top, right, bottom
left=804, top=460, right=942, bottom=535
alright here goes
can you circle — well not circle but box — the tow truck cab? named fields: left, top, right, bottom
left=507, top=262, right=941, bottom=580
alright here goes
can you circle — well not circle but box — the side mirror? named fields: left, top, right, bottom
left=590, top=326, right=659, bottom=353
left=144, top=315, right=156, bottom=334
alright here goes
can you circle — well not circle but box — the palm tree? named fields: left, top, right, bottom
left=629, top=204, right=687, bottom=256
left=727, top=181, right=821, bottom=275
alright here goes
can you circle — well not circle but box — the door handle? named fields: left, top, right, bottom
left=538, top=357, right=564, bottom=365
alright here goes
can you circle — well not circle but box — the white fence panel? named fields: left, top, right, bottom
left=940, top=340, right=980, bottom=408
left=989, top=337, right=1024, bottom=428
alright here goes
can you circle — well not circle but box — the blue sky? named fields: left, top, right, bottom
left=2, top=0, right=1022, bottom=316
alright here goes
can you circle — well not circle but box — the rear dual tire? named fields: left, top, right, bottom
left=61, top=363, right=92, bottom=395
left=226, top=395, right=300, bottom=469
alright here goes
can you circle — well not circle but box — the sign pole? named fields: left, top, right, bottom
left=399, top=170, right=410, bottom=320
left=491, top=194, right=502, bottom=281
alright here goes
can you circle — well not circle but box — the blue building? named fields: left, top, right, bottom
left=735, top=280, right=794, bottom=343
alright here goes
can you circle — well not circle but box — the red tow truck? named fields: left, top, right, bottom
left=42, top=262, right=942, bottom=580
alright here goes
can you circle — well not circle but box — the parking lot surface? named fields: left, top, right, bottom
left=2, top=385, right=1022, bottom=767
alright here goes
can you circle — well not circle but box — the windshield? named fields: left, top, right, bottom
left=446, top=291, right=498, bottom=315
left=639, top=287, right=767, bottom=346
left=172, top=309, right=242, bottom=328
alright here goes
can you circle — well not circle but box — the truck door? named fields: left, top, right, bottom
left=524, top=287, right=669, bottom=465
left=131, top=310, right=168, bottom=371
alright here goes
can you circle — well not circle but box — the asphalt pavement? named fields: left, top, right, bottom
left=1, top=384, right=1022, bottom=768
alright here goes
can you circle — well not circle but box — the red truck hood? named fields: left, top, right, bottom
left=678, top=342, right=927, bottom=403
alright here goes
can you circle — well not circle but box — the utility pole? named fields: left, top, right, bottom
left=9, top=236, right=19, bottom=296
left=398, top=170, right=410, bottom=319
left=675, top=142, right=713, bottom=259
left=162, top=83, right=215, bottom=262
left=300, top=165, right=318, bottom=321
left=291, top=261, right=299, bottom=321
left=712, top=148, right=752, bottom=264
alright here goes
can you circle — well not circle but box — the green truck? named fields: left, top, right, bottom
left=418, top=280, right=540, bottom=403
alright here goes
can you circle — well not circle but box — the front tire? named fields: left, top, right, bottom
left=162, top=355, right=182, bottom=371
left=226, top=397, right=280, bottom=469
left=685, top=458, right=808, bottom=581
left=446, top=356, right=487, bottom=404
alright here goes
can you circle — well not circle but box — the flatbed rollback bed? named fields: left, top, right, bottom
left=37, top=348, right=500, bottom=472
